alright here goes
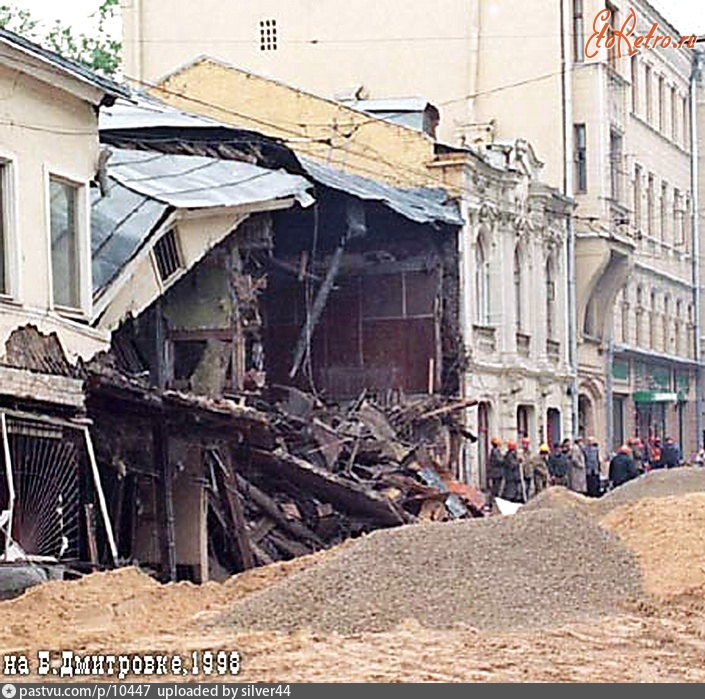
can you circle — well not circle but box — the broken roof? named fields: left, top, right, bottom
left=99, top=95, right=460, bottom=228
left=100, top=94, right=229, bottom=131
left=91, top=148, right=314, bottom=294
left=300, top=157, right=462, bottom=227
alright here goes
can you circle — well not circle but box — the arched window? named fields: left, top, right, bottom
left=475, top=236, right=490, bottom=325
left=546, top=255, right=556, bottom=340
left=514, top=246, right=523, bottom=332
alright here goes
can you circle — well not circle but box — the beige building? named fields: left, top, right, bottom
left=122, top=0, right=703, bottom=458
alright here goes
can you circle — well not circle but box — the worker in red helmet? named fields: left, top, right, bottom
left=609, top=444, right=640, bottom=488
left=501, top=440, right=522, bottom=503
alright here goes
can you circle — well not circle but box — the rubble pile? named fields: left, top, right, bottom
left=219, top=386, right=484, bottom=569
left=219, top=508, right=642, bottom=634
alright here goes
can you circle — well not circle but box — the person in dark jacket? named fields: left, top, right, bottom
left=487, top=437, right=504, bottom=498
left=661, top=436, right=682, bottom=469
left=501, top=440, right=522, bottom=502
left=583, top=436, right=602, bottom=497
left=547, top=442, right=570, bottom=487
left=609, top=444, right=640, bottom=488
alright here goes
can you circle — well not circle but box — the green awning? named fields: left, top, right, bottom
left=633, top=391, right=678, bottom=403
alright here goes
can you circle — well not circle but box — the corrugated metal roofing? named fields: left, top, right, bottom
left=91, top=148, right=314, bottom=295
left=300, top=157, right=462, bottom=227
left=100, top=95, right=229, bottom=131
left=107, top=148, right=315, bottom=210
left=91, top=179, right=168, bottom=294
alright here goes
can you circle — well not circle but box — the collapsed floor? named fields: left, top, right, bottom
left=4, top=468, right=705, bottom=682
left=85, top=360, right=484, bottom=583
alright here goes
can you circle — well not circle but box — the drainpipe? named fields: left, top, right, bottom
left=561, top=0, right=579, bottom=437
left=691, top=50, right=704, bottom=448
left=606, top=339, right=614, bottom=451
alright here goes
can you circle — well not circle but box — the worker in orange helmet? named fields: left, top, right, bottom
left=608, top=444, right=640, bottom=489
left=501, top=440, right=522, bottom=502
left=487, top=436, right=505, bottom=502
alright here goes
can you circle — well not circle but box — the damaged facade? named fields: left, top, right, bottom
left=82, top=95, right=483, bottom=583
left=0, top=26, right=576, bottom=589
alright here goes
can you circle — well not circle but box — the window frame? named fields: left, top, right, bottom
left=0, top=155, right=19, bottom=302
left=46, top=170, right=90, bottom=317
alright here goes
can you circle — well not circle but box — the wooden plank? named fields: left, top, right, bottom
left=153, top=417, right=177, bottom=581
left=84, top=504, right=99, bottom=565
left=248, top=447, right=408, bottom=526
left=233, top=471, right=326, bottom=546
left=208, top=449, right=255, bottom=570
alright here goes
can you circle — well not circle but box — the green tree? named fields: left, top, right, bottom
left=0, top=0, right=121, bottom=77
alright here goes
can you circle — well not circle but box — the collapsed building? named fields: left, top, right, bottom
left=79, top=96, right=480, bottom=583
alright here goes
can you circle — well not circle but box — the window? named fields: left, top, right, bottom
left=621, top=291, right=629, bottom=344
left=631, top=56, right=639, bottom=112
left=682, top=95, right=689, bottom=148
left=259, top=19, right=278, bottom=51
left=49, top=177, right=81, bottom=309
left=0, top=161, right=9, bottom=296
left=660, top=181, right=668, bottom=243
left=153, top=229, right=182, bottom=281
left=673, top=189, right=683, bottom=245
left=573, top=0, right=584, bottom=62
left=546, top=257, right=556, bottom=340
left=606, top=3, right=618, bottom=69
left=670, top=86, right=677, bottom=141
left=647, top=173, right=655, bottom=235
left=475, top=237, right=490, bottom=325
left=658, top=75, right=665, bottom=132
left=675, top=300, right=683, bottom=355
left=649, top=291, right=656, bottom=348
left=645, top=65, right=653, bottom=123
left=663, top=296, right=671, bottom=353
left=574, top=123, right=587, bottom=193
left=633, top=164, right=642, bottom=230
left=635, top=286, right=643, bottom=346
left=609, top=129, right=622, bottom=201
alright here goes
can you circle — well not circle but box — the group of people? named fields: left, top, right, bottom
left=608, top=435, right=683, bottom=487
left=486, top=435, right=603, bottom=504
left=486, top=433, right=684, bottom=505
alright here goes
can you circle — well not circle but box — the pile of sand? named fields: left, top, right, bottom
left=600, top=492, right=705, bottom=598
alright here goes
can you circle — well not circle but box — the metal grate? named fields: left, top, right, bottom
left=260, top=19, right=277, bottom=51
left=153, top=229, right=182, bottom=281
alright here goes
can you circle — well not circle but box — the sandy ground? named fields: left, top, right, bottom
left=5, top=485, right=705, bottom=683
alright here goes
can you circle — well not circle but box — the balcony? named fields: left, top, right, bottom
left=473, top=325, right=497, bottom=354
left=516, top=332, right=531, bottom=357
left=546, top=339, right=561, bottom=362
